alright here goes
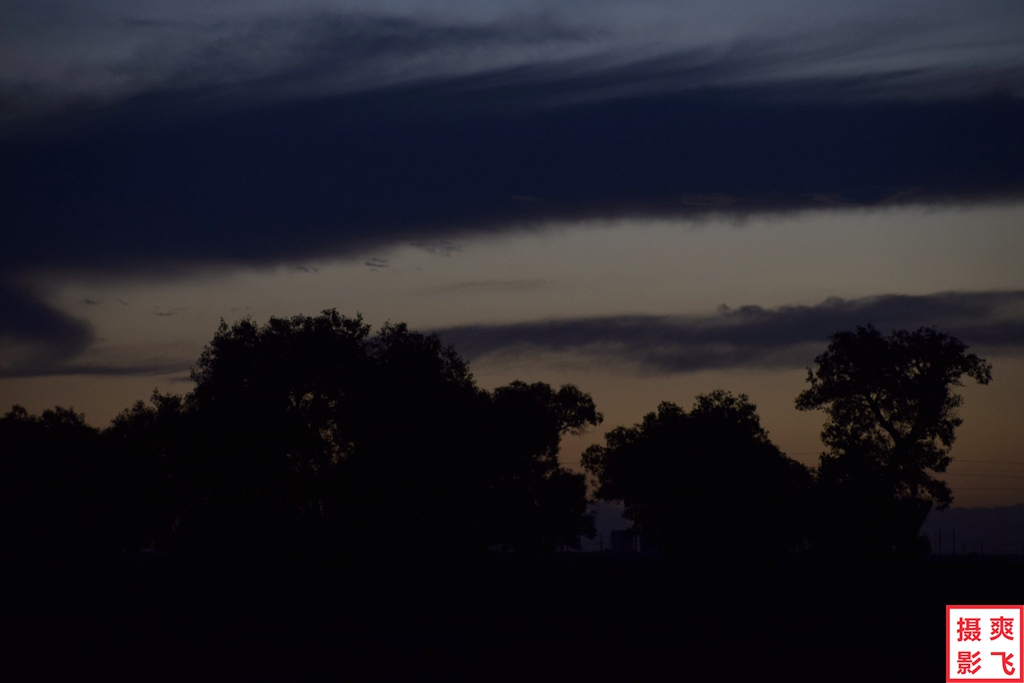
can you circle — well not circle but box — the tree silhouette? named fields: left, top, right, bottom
left=181, top=311, right=374, bottom=555
left=795, top=325, right=992, bottom=556
left=106, top=391, right=189, bottom=553
left=484, top=381, right=602, bottom=555
left=582, top=391, right=812, bottom=561
left=0, top=405, right=113, bottom=559
left=97, top=310, right=600, bottom=560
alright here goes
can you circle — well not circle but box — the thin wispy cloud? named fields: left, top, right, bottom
left=153, top=306, right=189, bottom=317
left=427, top=279, right=557, bottom=294
left=11, top=360, right=195, bottom=380
left=410, top=240, right=464, bottom=257
left=435, top=291, right=1024, bottom=374
left=5, top=289, right=1022, bottom=381
left=3, top=1, right=1022, bottom=122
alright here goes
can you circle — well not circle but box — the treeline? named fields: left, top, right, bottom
left=0, top=311, right=991, bottom=564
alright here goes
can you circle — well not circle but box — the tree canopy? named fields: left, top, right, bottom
left=582, top=390, right=812, bottom=560
left=0, top=405, right=113, bottom=558
left=102, top=310, right=600, bottom=560
left=795, top=325, right=992, bottom=555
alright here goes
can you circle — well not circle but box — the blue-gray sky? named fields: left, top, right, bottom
left=2, top=0, right=1023, bottom=504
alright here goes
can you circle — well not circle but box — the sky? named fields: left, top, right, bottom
left=2, top=0, right=1023, bottom=507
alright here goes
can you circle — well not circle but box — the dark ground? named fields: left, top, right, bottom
left=6, top=553, right=1023, bottom=682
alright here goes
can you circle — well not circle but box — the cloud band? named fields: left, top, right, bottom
left=435, top=291, right=1024, bottom=373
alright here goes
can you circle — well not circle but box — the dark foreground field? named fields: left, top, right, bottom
left=6, top=553, right=1023, bottom=682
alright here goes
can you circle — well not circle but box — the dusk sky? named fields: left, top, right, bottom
left=2, top=0, right=1023, bottom=506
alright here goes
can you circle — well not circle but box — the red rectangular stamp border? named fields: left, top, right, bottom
left=946, top=605, right=1024, bottom=683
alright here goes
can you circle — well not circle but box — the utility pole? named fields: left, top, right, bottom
left=938, top=530, right=942, bottom=555
left=952, top=529, right=956, bottom=556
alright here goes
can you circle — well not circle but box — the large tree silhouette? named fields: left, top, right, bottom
left=795, top=325, right=992, bottom=556
left=104, top=310, right=599, bottom=559
left=582, top=391, right=812, bottom=561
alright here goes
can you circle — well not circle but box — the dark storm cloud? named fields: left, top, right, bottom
left=0, top=283, right=95, bottom=378
left=435, top=291, right=1024, bottom=373
left=1, top=4, right=1022, bottom=275
left=2, top=68, right=1021, bottom=275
